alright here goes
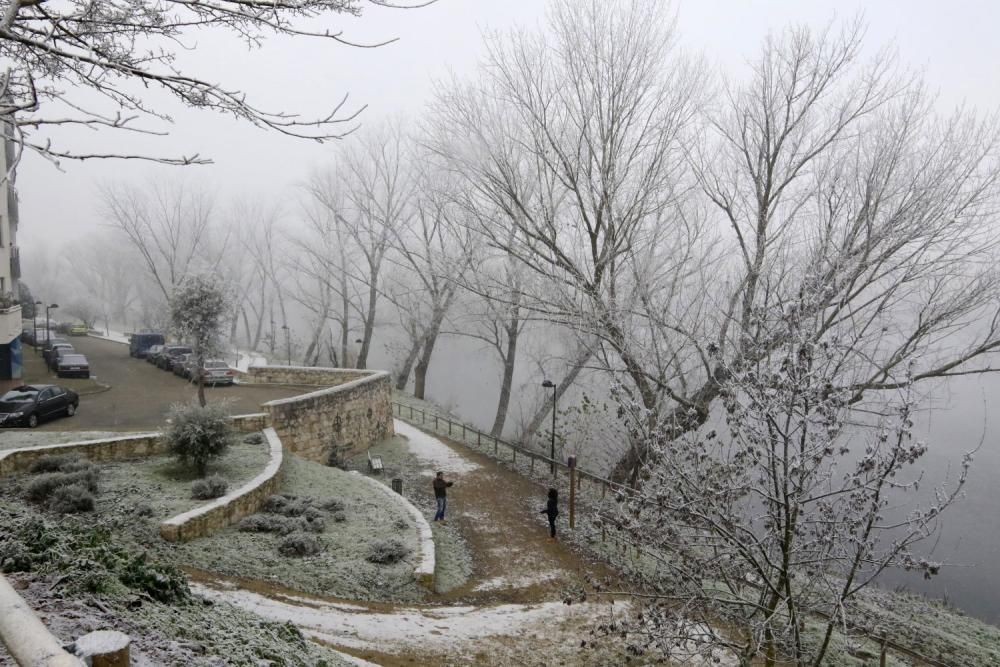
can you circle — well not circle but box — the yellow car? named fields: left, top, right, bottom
left=69, top=324, right=88, bottom=336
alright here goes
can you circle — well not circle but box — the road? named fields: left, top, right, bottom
left=25, top=337, right=306, bottom=431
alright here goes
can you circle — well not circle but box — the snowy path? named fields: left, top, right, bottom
left=192, top=422, right=630, bottom=665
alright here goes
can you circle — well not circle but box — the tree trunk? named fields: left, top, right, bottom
left=395, top=338, right=421, bottom=391
left=413, top=316, right=446, bottom=400
left=357, top=271, right=378, bottom=369
left=489, top=318, right=519, bottom=438
left=197, top=353, right=206, bottom=407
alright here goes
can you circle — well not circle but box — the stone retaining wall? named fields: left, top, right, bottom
left=351, top=471, right=435, bottom=590
left=230, top=412, right=268, bottom=433
left=0, top=433, right=164, bottom=475
left=159, top=428, right=285, bottom=542
left=258, top=368, right=394, bottom=465
left=238, top=365, right=369, bottom=387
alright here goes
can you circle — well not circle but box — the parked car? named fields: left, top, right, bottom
left=45, top=343, right=74, bottom=370
left=145, top=345, right=165, bottom=364
left=56, top=353, right=90, bottom=379
left=69, top=323, right=89, bottom=336
left=129, top=331, right=166, bottom=358
left=0, top=385, right=79, bottom=428
left=171, top=352, right=192, bottom=377
left=190, top=359, right=236, bottom=386
left=156, top=345, right=192, bottom=370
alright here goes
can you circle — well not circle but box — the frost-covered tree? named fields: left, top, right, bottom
left=0, top=0, right=429, bottom=173
left=170, top=274, right=232, bottom=406
left=597, top=297, right=972, bottom=667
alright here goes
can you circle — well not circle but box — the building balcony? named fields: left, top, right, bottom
left=0, top=301, right=22, bottom=343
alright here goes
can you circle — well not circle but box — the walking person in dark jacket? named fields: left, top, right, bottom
left=432, top=471, right=453, bottom=522
left=540, top=487, right=559, bottom=541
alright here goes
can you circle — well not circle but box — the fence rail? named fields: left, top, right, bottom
left=391, top=400, right=624, bottom=497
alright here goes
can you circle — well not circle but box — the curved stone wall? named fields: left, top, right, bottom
left=255, top=367, right=394, bottom=465
left=160, top=427, right=285, bottom=542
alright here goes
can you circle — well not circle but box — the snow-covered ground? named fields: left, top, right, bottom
left=393, top=419, right=480, bottom=475
left=192, top=580, right=626, bottom=655
left=0, top=431, right=124, bottom=451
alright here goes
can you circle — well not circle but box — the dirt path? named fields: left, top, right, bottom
left=196, top=420, right=630, bottom=666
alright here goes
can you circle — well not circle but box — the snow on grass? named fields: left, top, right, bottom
left=150, top=455, right=427, bottom=602
left=393, top=419, right=480, bottom=475
left=472, top=569, right=564, bottom=593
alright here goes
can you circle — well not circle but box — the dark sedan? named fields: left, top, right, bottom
left=156, top=345, right=192, bottom=370
left=0, top=385, right=79, bottom=428
left=56, top=353, right=91, bottom=379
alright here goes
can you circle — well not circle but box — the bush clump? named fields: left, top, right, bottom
left=47, top=484, right=96, bottom=514
left=332, top=511, right=347, bottom=523
left=320, top=498, right=344, bottom=513
left=366, top=539, right=411, bottom=565
left=278, top=533, right=322, bottom=558
left=243, top=433, right=264, bottom=445
left=191, top=474, right=229, bottom=500
left=303, top=516, right=326, bottom=533
left=25, top=466, right=99, bottom=504
left=238, top=514, right=300, bottom=535
left=29, top=454, right=88, bottom=474
left=263, top=494, right=313, bottom=517
left=165, top=402, right=234, bottom=476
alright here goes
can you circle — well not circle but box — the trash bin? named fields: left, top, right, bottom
left=391, top=478, right=403, bottom=495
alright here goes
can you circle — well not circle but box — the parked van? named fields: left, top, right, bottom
left=129, top=331, right=166, bottom=358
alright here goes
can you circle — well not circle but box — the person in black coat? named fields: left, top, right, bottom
left=540, top=487, right=559, bottom=540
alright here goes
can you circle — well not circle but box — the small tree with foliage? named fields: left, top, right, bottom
left=170, top=274, right=231, bottom=406
left=165, top=403, right=233, bottom=476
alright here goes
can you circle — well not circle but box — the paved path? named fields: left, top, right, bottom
left=21, top=337, right=305, bottom=431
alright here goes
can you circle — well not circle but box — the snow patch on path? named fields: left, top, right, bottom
left=393, top=419, right=480, bottom=475
left=192, top=581, right=621, bottom=654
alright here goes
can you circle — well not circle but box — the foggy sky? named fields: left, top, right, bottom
left=16, top=0, right=1000, bottom=254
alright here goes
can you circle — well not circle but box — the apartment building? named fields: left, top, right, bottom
left=0, top=128, right=22, bottom=388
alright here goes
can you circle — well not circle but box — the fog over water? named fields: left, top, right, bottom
left=13, top=0, right=1000, bottom=626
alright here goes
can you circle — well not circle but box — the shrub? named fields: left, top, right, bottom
left=366, top=539, right=411, bottom=565
left=191, top=474, right=229, bottom=500
left=303, top=516, right=326, bottom=533
left=29, top=454, right=85, bottom=474
left=47, top=484, right=95, bottom=514
left=238, top=514, right=301, bottom=535
left=320, top=498, right=344, bottom=513
left=278, top=533, right=322, bottom=557
left=25, top=467, right=98, bottom=503
left=164, top=403, right=233, bottom=476
left=243, top=433, right=264, bottom=445
left=393, top=518, right=409, bottom=531
left=133, top=503, right=155, bottom=518
left=303, top=506, right=324, bottom=521
left=332, top=511, right=347, bottom=523
left=263, top=494, right=310, bottom=517
left=119, top=553, right=189, bottom=604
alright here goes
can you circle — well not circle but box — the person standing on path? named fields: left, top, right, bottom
left=432, top=471, right=453, bottom=522
left=540, top=487, right=559, bottom=541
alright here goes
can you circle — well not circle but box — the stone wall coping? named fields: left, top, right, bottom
left=230, top=412, right=268, bottom=419
left=247, top=364, right=376, bottom=375
left=348, top=471, right=435, bottom=587
left=0, top=433, right=162, bottom=469
left=0, top=573, right=83, bottom=666
left=261, top=370, right=391, bottom=408
left=160, top=427, right=284, bottom=532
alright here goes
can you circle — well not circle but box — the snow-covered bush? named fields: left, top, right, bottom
left=263, top=494, right=311, bottom=517
left=29, top=454, right=87, bottom=474
left=366, top=539, right=410, bottom=565
left=47, top=483, right=95, bottom=514
left=169, top=273, right=233, bottom=407
left=164, top=402, right=233, bottom=476
left=303, top=516, right=325, bottom=533
left=278, top=532, right=322, bottom=557
left=332, top=511, right=347, bottom=523
left=320, top=498, right=344, bottom=513
left=243, top=433, right=264, bottom=445
left=238, top=514, right=298, bottom=535
left=191, top=474, right=229, bottom=500
left=25, top=467, right=98, bottom=503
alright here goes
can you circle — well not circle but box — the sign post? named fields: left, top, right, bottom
left=567, top=455, right=577, bottom=530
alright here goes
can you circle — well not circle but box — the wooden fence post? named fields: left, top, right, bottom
left=879, top=631, right=887, bottom=667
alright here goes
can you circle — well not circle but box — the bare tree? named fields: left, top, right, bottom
left=431, top=5, right=1000, bottom=485
left=0, top=0, right=431, bottom=174
left=599, top=292, right=972, bottom=667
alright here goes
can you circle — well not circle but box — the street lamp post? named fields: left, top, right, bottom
left=281, top=325, right=291, bottom=366
left=32, top=301, right=41, bottom=354
left=45, top=303, right=59, bottom=347
left=542, top=379, right=557, bottom=475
